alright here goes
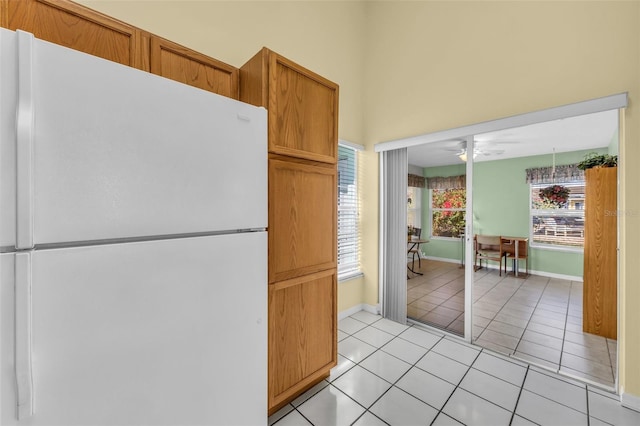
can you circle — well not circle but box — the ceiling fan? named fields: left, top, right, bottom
left=442, top=138, right=517, bottom=161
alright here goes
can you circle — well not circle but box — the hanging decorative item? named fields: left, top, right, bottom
left=539, top=184, right=570, bottom=208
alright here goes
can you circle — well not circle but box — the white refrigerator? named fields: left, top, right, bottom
left=0, top=29, right=267, bottom=425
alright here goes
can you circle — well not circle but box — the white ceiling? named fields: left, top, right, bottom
left=407, top=109, right=618, bottom=168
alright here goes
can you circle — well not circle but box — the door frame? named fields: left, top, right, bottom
left=377, top=93, right=627, bottom=388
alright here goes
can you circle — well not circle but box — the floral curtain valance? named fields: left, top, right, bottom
left=408, top=173, right=426, bottom=188
left=426, top=175, right=466, bottom=190
left=525, top=164, right=584, bottom=184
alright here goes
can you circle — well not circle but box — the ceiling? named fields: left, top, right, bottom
left=407, top=109, right=618, bottom=168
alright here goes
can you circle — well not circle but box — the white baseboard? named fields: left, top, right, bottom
left=423, top=255, right=462, bottom=265
left=621, top=391, right=640, bottom=413
left=422, top=255, right=582, bottom=282
left=338, top=303, right=379, bottom=320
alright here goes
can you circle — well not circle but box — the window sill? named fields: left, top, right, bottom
left=530, top=243, right=583, bottom=254
left=338, top=271, right=363, bottom=283
left=429, top=236, right=463, bottom=241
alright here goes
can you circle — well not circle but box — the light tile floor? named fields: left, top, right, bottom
left=269, top=311, right=639, bottom=426
left=407, top=259, right=617, bottom=388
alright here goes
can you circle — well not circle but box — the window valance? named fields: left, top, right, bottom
left=408, top=173, right=426, bottom=188
left=426, top=175, right=466, bottom=190
left=525, top=164, right=584, bottom=184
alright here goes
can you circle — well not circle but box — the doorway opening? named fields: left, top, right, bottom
left=378, top=94, right=625, bottom=390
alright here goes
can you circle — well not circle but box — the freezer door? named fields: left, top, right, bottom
left=2, top=29, right=267, bottom=248
left=1, top=233, right=267, bottom=425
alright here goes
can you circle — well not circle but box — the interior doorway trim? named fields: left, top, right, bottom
left=374, top=93, right=627, bottom=152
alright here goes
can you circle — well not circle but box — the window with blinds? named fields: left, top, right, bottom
left=337, top=143, right=361, bottom=279
left=530, top=182, right=585, bottom=250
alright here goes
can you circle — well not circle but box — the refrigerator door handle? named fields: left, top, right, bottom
left=15, top=252, right=34, bottom=419
left=16, top=30, right=35, bottom=250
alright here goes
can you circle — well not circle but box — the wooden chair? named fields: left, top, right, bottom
left=474, top=234, right=508, bottom=276
left=408, top=228, right=423, bottom=269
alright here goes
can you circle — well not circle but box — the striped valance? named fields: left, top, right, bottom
left=408, top=174, right=425, bottom=188
left=426, top=175, right=466, bottom=190
left=525, top=164, right=583, bottom=184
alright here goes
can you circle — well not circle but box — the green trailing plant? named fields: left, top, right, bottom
left=577, top=152, right=617, bottom=170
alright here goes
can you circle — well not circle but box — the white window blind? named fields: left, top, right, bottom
left=338, top=142, right=362, bottom=279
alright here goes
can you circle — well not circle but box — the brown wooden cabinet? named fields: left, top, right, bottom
left=1, top=0, right=147, bottom=70
left=268, top=270, right=337, bottom=410
left=240, top=47, right=339, bottom=164
left=241, top=49, right=338, bottom=414
left=150, top=36, right=238, bottom=99
left=583, top=167, right=617, bottom=339
left=268, top=157, right=337, bottom=283
left=1, top=0, right=239, bottom=99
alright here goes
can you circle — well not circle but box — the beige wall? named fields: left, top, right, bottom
left=80, top=0, right=640, bottom=398
left=363, top=0, right=639, bottom=399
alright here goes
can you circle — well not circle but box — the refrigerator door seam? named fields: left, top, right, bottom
left=16, top=30, right=35, bottom=250
left=32, top=228, right=268, bottom=251
left=15, top=251, right=34, bottom=419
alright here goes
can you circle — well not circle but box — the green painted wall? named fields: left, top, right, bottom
left=420, top=148, right=609, bottom=277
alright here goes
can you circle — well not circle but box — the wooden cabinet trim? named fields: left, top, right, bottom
left=149, top=35, right=239, bottom=98
left=268, top=159, right=337, bottom=283
left=239, top=47, right=269, bottom=108
left=268, top=52, right=339, bottom=164
left=268, top=272, right=337, bottom=412
left=270, top=52, right=339, bottom=93
left=3, top=0, right=141, bottom=68
left=269, top=268, right=336, bottom=289
left=33, top=0, right=136, bottom=34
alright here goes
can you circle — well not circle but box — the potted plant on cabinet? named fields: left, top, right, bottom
left=577, top=152, right=617, bottom=170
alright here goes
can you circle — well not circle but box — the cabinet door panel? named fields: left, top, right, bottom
left=3, top=0, right=143, bottom=69
left=269, top=54, right=338, bottom=163
left=268, top=271, right=337, bottom=412
left=269, top=158, right=337, bottom=283
left=150, top=36, right=238, bottom=99
left=583, top=167, right=617, bottom=339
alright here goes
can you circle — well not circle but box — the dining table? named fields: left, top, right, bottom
left=407, top=238, right=429, bottom=276
left=500, top=236, right=529, bottom=277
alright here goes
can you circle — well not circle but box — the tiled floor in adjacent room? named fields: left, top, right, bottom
left=407, top=259, right=617, bottom=388
left=268, top=311, right=640, bottom=426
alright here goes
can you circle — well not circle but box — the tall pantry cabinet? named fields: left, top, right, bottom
left=240, top=48, right=338, bottom=414
left=583, top=167, right=617, bottom=339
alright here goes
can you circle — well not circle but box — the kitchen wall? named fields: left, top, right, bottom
left=363, top=0, right=639, bottom=402
left=79, top=0, right=640, bottom=402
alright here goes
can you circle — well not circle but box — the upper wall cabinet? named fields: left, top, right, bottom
left=1, top=0, right=241, bottom=99
left=240, top=48, right=339, bottom=164
left=1, top=0, right=147, bottom=70
left=150, top=36, right=239, bottom=99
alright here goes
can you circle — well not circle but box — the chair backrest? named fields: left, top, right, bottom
left=413, top=228, right=422, bottom=238
left=476, top=235, right=500, bottom=247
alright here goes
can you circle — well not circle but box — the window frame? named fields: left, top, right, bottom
left=429, top=187, right=466, bottom=240
left=529, top=182, right=585, bottom=253
left=337, top=141, right=363, bottom=281
left=407, top=186, right=422, bottom=231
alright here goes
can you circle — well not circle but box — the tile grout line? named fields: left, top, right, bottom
left=356, top=332, right=449, bottom=424
left=512, top=278, right=553, bottom=361
left=426, top=348, right=484, bottom=425
left=556, top=280, right=572, bottom=375
left=508, top=364, right=530, bottom=425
